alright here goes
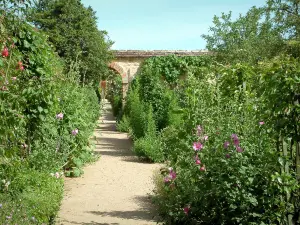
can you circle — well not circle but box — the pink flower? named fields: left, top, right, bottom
left=195, top=159, right=201, bottom=165
left=2, top=47, right=9, bottom=57
left=170, top=170, right=176, bottom=180
left=225, top=154, right=231, bottom=158
left=231, top=134, right=240, bottom=146
left=55, top=172, right=60, bottom=178
left=183, top=206, right=190, bottom=215
left=56, top=113, right=63, bottom=120
left=193, top=142, right=203, bottom=151
left=223, top=141, right=230, bottom=149
left=196, top=125, right=202, bottom=136
left=200, top=165, right=206, bottom=171
left=236, top=146, right=243, bottom=153
left=233, top=139, right=240, bottom=147
left=11, top=77, right=17, bottom=81
left=259, top=121, right=265, bottom=125
left=203, top=135, right=208, bottom=141
left=71, top=128, right=79, bottom=136
left=231, top=134, right=238, bottom=140
left=164, top=176, right=170, bottom=183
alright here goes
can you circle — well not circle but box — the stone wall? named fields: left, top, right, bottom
left=109, top=50, right=210, bottom=98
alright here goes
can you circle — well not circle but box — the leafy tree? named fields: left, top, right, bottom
left=28, top=0, right=113, bottom=85
left=202, top=5, right=285, bottom=63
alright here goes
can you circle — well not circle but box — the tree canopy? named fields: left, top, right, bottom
left=28, top=0, right=113, bottom=85
left=202, top=0, right=300, bottom=63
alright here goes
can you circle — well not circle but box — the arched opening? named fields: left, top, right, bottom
left=108, top=62, right=129, bottom=99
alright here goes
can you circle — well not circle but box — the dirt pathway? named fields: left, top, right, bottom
left=57, top=101, right=161, bottom=225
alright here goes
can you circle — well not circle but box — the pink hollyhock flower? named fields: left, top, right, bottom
left=56, top=113, right=63, bottom=119
left=223, top=141, right=230, bottom=149
left=231, top=134, right=240, bottom=146
left=170, top=170, right=176, bottom=180
left=183, top=206, right=190, bottom=215
left=193, top=142, right=203, bottom=151
left=225, top=154, right=231, bottom=158
left=11, top=77, right=17, bottom=81
left=200, top=165, right=206, bottom=171
left=236, top=146, right=243, bottom=153
left=233, top=139, right=240, bottom=146
left=195, top=159, right=201, bottom=165
left=71, top=128, right=79, bottom=136
left=2, top=47, right=8, bottom=57
left=259, top=121, right=265, bottom=125
left=231, top=134, right=238, bottom=140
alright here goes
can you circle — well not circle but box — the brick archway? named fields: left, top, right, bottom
left=108, top=62, right=128, bottom=100
left=109, top=62, right=128, bottom=82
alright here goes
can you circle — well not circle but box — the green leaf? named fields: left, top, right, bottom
left=39, top=114, right=45, bottom=121
left=23, top=40, right=30, bottom=48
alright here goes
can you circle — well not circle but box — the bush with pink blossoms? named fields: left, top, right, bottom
left=153, top=63, right=299, bottom=224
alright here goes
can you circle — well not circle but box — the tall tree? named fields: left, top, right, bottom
left=202, top=5, right=285, bottom=63
left=28, top=0, right=113, bottom=84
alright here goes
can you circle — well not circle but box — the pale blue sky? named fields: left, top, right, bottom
left=82, top=0, right=265, bottom=50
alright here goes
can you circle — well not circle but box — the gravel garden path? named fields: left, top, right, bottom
left=57, top=101, right=161, bottom=225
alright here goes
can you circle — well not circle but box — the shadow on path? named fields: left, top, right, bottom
left=57, top=102, right=160, bottom=225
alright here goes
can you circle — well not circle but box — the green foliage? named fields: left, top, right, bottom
left=133, top=104, right=163, bottom=162
left=127, top=83, right=147, bottom=139
left=116, top=115, right=130, bottom=132
left=0, top=2, right=103, bottom=223
left=122, top=55, right=213, bottom=161
left=106, top=72, right=123, bottom=117
left=28, top=0, right=113, bottom=84
left=0, top=166, right=63, bottom=224
left=202, top=6, right=285, bottom=64
left=133, top=135, right=163, bottom=163
left=152, top=60, right=299, bottom=224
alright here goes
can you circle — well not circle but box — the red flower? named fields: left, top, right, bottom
left=183, top=206, right=190, bottom=215
left=2, top=47, right=9, bottom=57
